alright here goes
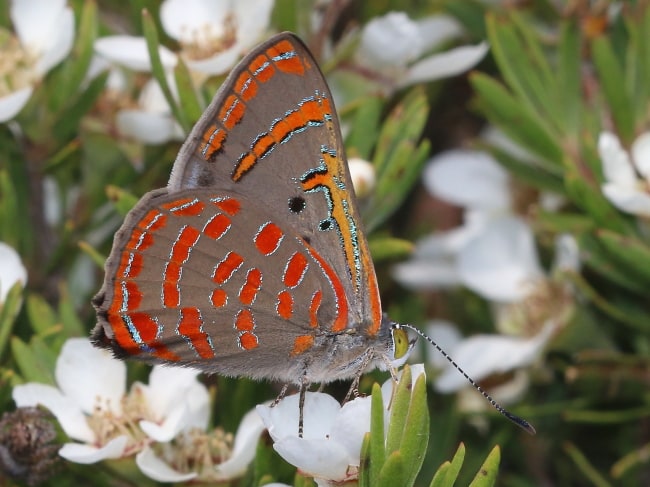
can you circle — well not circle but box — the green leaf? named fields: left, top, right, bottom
left=594, top=229, right=650, bottom=285
left=26, top=294, right=59, bottom=336
left=385, top=366, right=412, bottom=454
left=368, top=383, right=386, bottom=487
left=11, top=336, right=57, bottom=384
left=471, top=73, right=563, bottom=165
left=398, top=374, right=429, bottom=487
left=106, top=185, right=139, bottom=216
left=377, top=451, right=406, bottom=487
left=346, top=96, right=384, bottom=160
left=563, top=171, right=630, bottom=233
left=564, top=442, right=612, bottom=487
left=468, top=445, right=500, bottom=487
left=430, top=443, right=466, bottom=487
left=368, top=236, right=413, bottom=263
left=592, top=36, right=635, bottom=143
left=556, top=21, right=582, bottom=136
left=0, top=283, right=24, bottom=360
left=142, top=8, right=190, bottom=132
left=174, top=58, right=204, bottom=124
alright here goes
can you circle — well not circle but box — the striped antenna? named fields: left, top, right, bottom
left=394, top=323, right=536, bottom=435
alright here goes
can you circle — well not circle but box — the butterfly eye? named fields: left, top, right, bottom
left=392, top=326, right=410, bottom=360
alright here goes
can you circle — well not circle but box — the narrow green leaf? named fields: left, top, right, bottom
left=564, top=442, right=612, bottom=487
left=377, top=451, right=406, bottom=487
left=11, top=337, right=56, bottom=384
left=346, top=96, right=383, bottom=160
left=557, top=20, right=582, bottom=135
left=430, top=443, right=465, bottom=487
left=594, top=229, right=650, bottom=285
left=142, top=9, right=190, bottom=132
left=368, top=236, right=413, bottom=263
left=0, top=283, right=24, bottom=360
left=592, top=36, right=635, bottom=143
left=468, top=445, right=500, bottom=487
left=368, top=383, right=386, bottom=487
left=58, top=288, right=86, bottom=337
left=470, top=73, right=563, bottom=165
left=26, top=294, right=58, bottom=335
left=174, top=58, right=203, bottom=124
left=79, top=241, right=106, bottom=269
left=399, top=374, right=429, bottom=487
left=385, top=366, right=412, bottom=453
left=563, top=171, right=630, bottom=233
left=106, top=185, right=139, bottom=216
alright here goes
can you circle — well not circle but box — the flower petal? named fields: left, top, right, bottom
left=402, top=42, right=488, bottom=87
left=598, top=131, right=636, bottom=187
left=359, top=12, right=423, bottom=68
left=55, top=338, right=126, bottom=415
left=136, top=447, right=198, bottom=482
left=94, top=36, right=178, bottom=72
left=160, top=0, right=229, bottom=44
left=423, top=150, right=510, bottom=210
left=415, top=15, right=464, bottom=50
left=12, top=383, right=95, bottom=443
left=0, top=87, right=33, bottom=122
left=257, top=392, right=340, bottom=441
left=328, top=397, right=372, bottom=462
left=0, top=241, right=27, bottom=303
left=233, top=0, right=275, bottom=49
left=458, top=216, right=543, bottom=302
left=631, top=131, right=650, bottom=179
left=116, top=110, right=183, bottom=144
left=215, top=407, right=266, bottom=479
left=602, top=182, right=650, bottom=217
left=273, top=436, right=352, bottom=481
left=59, top=436, right=128, bottom=464
left=434, top=323, right=555, bottom=392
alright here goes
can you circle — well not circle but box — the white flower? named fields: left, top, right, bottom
left=599, top=131, right=650, bottom=216
left=95, top=0, right=274, bottom=78
left=160, top=0, right=275, bottom=76
left=114, top=77, right=184, bottom=144
left=257, top=366, right=425, bottom=486
left=357, top=12, right=488, bottom=90
left=12, top=339, right=208, bottom=465
left=0, top=241, right=27, bottom=304
left=0, top=0, right=74, bottom=122
left=348, top=157, right=376, bottom=198
left=393, top=149, right=542, bottom=302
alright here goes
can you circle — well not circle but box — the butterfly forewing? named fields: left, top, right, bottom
left=169, top=33, right=382, bottom=333
left=93, top=32, right=386, bottom=382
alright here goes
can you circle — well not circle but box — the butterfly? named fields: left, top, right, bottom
left=92, top=32, right=534, bottom=436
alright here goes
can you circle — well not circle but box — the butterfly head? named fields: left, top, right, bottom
left=373, top=316, right=417, bottom=371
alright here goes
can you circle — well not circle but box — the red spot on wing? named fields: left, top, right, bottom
left=162, top=198, right=205, bottom=216
left=283, top=252, right=308, bottom=288
left=249, top=54, right=274, bottom=82
left=239, top=331, right=258, bottom=350
left=255, top=222, right=284, bottom=255
left=239, top=268, right=262, bottom=305
left=126, top=229, right=153, bottom=251
left=235, top=309, right=255, bottom=331
left=177, top=307, right=214, bottom=359
left=124, top=252, right=143, bottom=278
left=140, top=210, right=167, bottom=232
left=305, top=245, right=349, bottom=332
left=219, top=94, right=245, bottom=130
left=291, top=335, right=314, bottom=355
left=128, top=312, right=158, bottom=343
left=213, top=251, right=244, bottom=284
left=267, top=40, right=305, bottom=75
left=210, top=289, right=227, bottom=307
left=204, top=214, right=231, bottom=240
left=151, top=344, right=181, bottom=362
left=201, top=125, right=226, bottom=160
left=212, top=197, right=240, bottom=215
left=164, top=226, right=201, bottom=307
left=309, top=290, right=322, bottom=328
left=235, top=72, right=258, bottom=101
left=123, top=281, right=142, bottom=310
left=277, top=290, right=293, bottom=319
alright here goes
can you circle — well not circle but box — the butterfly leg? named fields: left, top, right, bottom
left=343, top=350, right=374, bottom=403
left=298, top=373, right=309, bottom=438
left=271, top=383, right=290, bottom=407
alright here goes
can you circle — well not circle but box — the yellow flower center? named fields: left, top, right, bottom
left=0, top=28, right=38, bottom=97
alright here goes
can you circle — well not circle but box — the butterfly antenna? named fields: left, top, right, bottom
left=395, top=323, right=536, bottom=435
